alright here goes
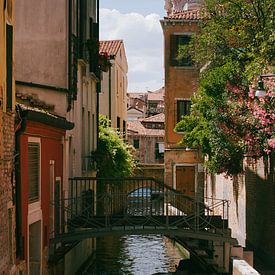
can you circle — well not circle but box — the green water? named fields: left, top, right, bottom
left=85, top=235, right=187, bottom=275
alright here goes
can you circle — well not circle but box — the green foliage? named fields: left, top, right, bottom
left=175, top=0, right=274, bottom=176
left=93, top=115, right=136, bottom=177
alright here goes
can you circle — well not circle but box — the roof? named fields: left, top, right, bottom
left=127, top=106, right=144, bottom=113
left=164, top=9, right=203, bottom=20
left=17, top=104, right=74, bottom=130
left=140, top=113, right=165, bottom=123
left=127, top=121, right=164, bottom=137
left=147, top=87, right=165, bottom=101
left=16, top=91, right=55, bottom=111
left=99, top=40, right=123, bottom=56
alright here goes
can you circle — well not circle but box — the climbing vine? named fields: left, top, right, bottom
left=92, top=115, right=136, bottom=178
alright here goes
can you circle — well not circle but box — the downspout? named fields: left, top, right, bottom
left=96, top=0, right=100, bottom=149
left=15, top=105, right=27, bottom=258
left=108, top=63, right=112, bottom=120
left=67, top=0, right=72, bottom=112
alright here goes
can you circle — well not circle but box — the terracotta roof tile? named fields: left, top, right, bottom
left=140, top=113, right=165, bottom=123
left=127, top=121, right=164, bottom=137
left=147, top=87, right=165, bottom=101
left=165, top=9, right=203, bottom=20
left=99, top=40, right=123, bottom=56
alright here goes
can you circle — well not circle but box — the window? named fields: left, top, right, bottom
left=170, top=34, right=192, bottom=67
left=123, top=120, right=126, bottom=139
left=6, top=24, right=13, bottom=111
left=117, top=116, right=121, bottom=131
left=155, top=142, right=164, bottom=160
left=28, top=142, right=40, bottom=203
left=177, top=100, right=191, bottom=122
left=133, top=139, right=140, bottom=149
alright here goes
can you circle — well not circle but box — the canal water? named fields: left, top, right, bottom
left=85, top=235, right=188, bottom=275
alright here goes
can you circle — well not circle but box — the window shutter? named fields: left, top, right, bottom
left=6, top=24, right=13, bottom=111
left=170, top=34, right=177, bottom=66
left=28, top=143, right=40, bottom=202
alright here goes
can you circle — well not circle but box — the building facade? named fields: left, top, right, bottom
left=128, top=113, right=165, bottom=164
left=147, top=87, right=165, bottom=116
left=0, top=0, right=22, bottom=273
left=99, top=40, right=128, bottom=134
left=14, top=0, right=99, bottom=273
left=161, top=4, right=204, bottom=198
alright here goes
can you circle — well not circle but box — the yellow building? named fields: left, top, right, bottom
left=0, top=0, right=23, bottom=273
left=99, top=40, right=128, bottom=135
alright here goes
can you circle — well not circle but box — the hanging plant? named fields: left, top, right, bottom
left=98, top=51, right=111, bottom=72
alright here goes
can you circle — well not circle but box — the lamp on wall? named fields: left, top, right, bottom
left=255, top=74, right=275, bottom=97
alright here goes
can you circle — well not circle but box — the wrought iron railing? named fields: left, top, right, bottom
left=50, top=177, right=230, bottom=239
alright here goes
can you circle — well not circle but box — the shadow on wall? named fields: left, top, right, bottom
left=245, top=157, right=275, bottom=268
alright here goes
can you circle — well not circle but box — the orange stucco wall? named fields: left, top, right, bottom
left=162, top=20, right=200, bottom=147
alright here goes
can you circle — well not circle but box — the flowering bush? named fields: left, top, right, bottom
left=175, top=0, right=274, bottom=176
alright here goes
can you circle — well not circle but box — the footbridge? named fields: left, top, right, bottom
left=49, top=177, right=236, bottom=266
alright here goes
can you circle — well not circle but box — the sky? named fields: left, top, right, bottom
left=99, top=0, right=165, bottom=92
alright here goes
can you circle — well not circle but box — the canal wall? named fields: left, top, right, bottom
left=63, top=239, right=95, bottom=275
left=233, top=259, right=259, bottom=275
left=205, top=156, right=275, bottom=267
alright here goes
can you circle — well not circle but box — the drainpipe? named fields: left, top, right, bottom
left=96, top=0, right=100, bottom=149
left=108, top=63, right=112, bottom=120
left=15, top=105, right=27, bottom=258
left=67, top=0, right=72, bottom=112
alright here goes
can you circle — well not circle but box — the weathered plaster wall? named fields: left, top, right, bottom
left=134, top=164, right=165, bottom=183
left=14, top=0, right=68, bottom=88
left=205, top=173, right=246, bottom=247
left=99, top=43, right=128, bottom=133
left=245, top=158, right=275, bottom=266
left=205, top=156, right=275, bottom=266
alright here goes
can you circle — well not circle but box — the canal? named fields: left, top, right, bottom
left=84, top=235, right=189, bottom=275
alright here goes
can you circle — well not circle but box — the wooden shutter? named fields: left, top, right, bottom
left=6, top=24, right=13, bottom=111
left=28, top=143, right=40, bottom=202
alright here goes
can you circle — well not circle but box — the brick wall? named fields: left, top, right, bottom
left=0, top=112, right=16, bottom=273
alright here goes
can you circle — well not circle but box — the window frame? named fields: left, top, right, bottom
left=170, top=33, right=193, bottom=67
left=176, top=99, right=191, bottom=123
left=133, top=139, right=140, bottom=149
left=28, top=137, right=41, bottom=210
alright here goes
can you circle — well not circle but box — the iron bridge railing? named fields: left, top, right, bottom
left=50, top=177, right=230, bottom=244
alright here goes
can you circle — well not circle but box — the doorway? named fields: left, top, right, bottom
left=29, top=221, right=42, bottom=275
left=175, top=165, right=196, bottom=197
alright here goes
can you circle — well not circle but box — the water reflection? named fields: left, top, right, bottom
left=86, top=235, right=186, bottom=275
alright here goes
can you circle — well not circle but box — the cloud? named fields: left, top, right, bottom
left=100, top=8, right=164, bottom=92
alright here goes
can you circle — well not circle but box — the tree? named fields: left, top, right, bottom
left=93, top=115, right=136, bottom=177
left=175, top=0, right=274, bottom=176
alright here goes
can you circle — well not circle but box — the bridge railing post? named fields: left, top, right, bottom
left=165, top=193, right=169, bottom=228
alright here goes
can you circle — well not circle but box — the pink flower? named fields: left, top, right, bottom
left=267, top=139, right=275, bottom=149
